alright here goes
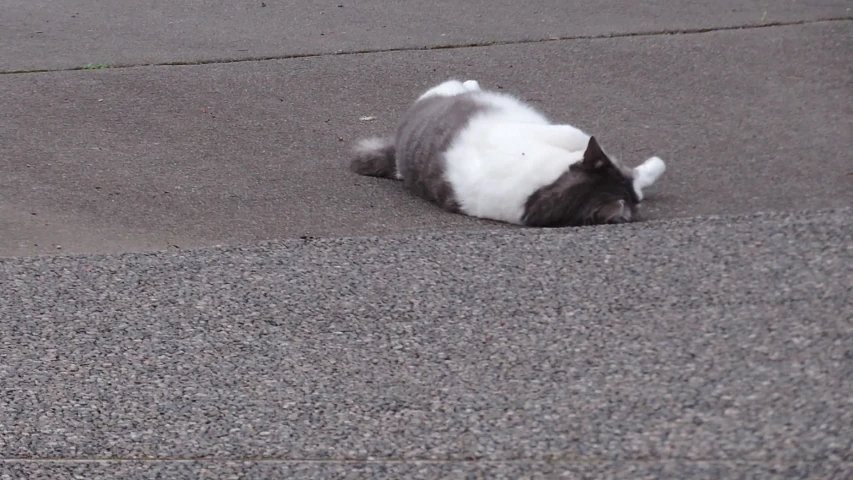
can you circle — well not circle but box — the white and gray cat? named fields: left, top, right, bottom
left=350, top=79, right=666, bottom=227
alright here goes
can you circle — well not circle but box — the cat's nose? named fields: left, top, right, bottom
left=604, top=200, right=633, bottom=224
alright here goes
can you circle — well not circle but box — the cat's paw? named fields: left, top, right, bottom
left=632, top=157, right=666, bottom=201
left=634, top=156, right=666, bottom=188
left=641, top=156, right=666, bottom=182
left=463, top=80, right=481, bottom=91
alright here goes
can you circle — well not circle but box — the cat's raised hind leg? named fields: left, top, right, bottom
left=462, top=80, right=481, bottom=91
left=417, top=80, right=470, bottom=101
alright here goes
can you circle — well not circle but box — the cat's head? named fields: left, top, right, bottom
left=569, top=136, right=640, bottom=225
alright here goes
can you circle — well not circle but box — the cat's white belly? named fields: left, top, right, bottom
left=444, top=118, right=585, bottom=225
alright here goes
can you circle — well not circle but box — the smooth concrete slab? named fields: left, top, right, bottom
left=1, top=209, right=851, bottom=474
left=2, top=0, right=851, bottom=72
left=2, top=21, right=851, bottom=256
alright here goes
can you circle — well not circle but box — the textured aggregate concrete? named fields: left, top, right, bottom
left=2, top=0, right=851, bottom=72
left=1, top=460, right=851, bottom=480
left=2, top=209, right=851, bottom=477
left=2, top=21, right=852, bottom=256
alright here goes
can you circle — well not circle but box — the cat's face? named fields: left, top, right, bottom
left=586, top=185, right=639, bottom=225
left=571, top=137, right=641, bottom=225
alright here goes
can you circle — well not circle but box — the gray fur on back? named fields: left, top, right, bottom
left=394, top=93, right=489, bottom=213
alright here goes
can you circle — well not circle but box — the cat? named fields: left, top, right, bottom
left=349, top=79, right=666, bottom=227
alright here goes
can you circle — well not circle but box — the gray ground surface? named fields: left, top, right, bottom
left=1, top=209, right=852, bottom=479
left=2, top=20, right=851, bottom=256
left=3, top=0, right=850, bottom=72
left=1, top=462, right=851, bottom=480
left=1, top=0, right=852, bottom=478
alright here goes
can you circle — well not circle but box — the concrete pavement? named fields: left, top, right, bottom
left=3, top=0, right=850, bottom=72
left=1, top=0, right=852, bottom=477
left=2, top=20, right=851, bottom=256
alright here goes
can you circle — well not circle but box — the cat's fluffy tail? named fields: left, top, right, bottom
left=349, top=137, right=398, bottom=179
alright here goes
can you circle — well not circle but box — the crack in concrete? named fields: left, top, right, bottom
left=1, top=17, right=850, bottom=75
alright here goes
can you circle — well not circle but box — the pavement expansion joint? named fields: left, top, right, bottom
left=1, top=16, right=849, bottom=76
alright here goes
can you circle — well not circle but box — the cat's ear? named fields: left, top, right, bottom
left=581, top=136, right=615, bottom=171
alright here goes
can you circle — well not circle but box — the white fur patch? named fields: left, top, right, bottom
left=443, top=93, right=584, bottom=224
left=417, top=80, right=471, bottom=101
left=632, top=156, right=666, bottom=200
left=462, top=80, right=481, bottom=91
